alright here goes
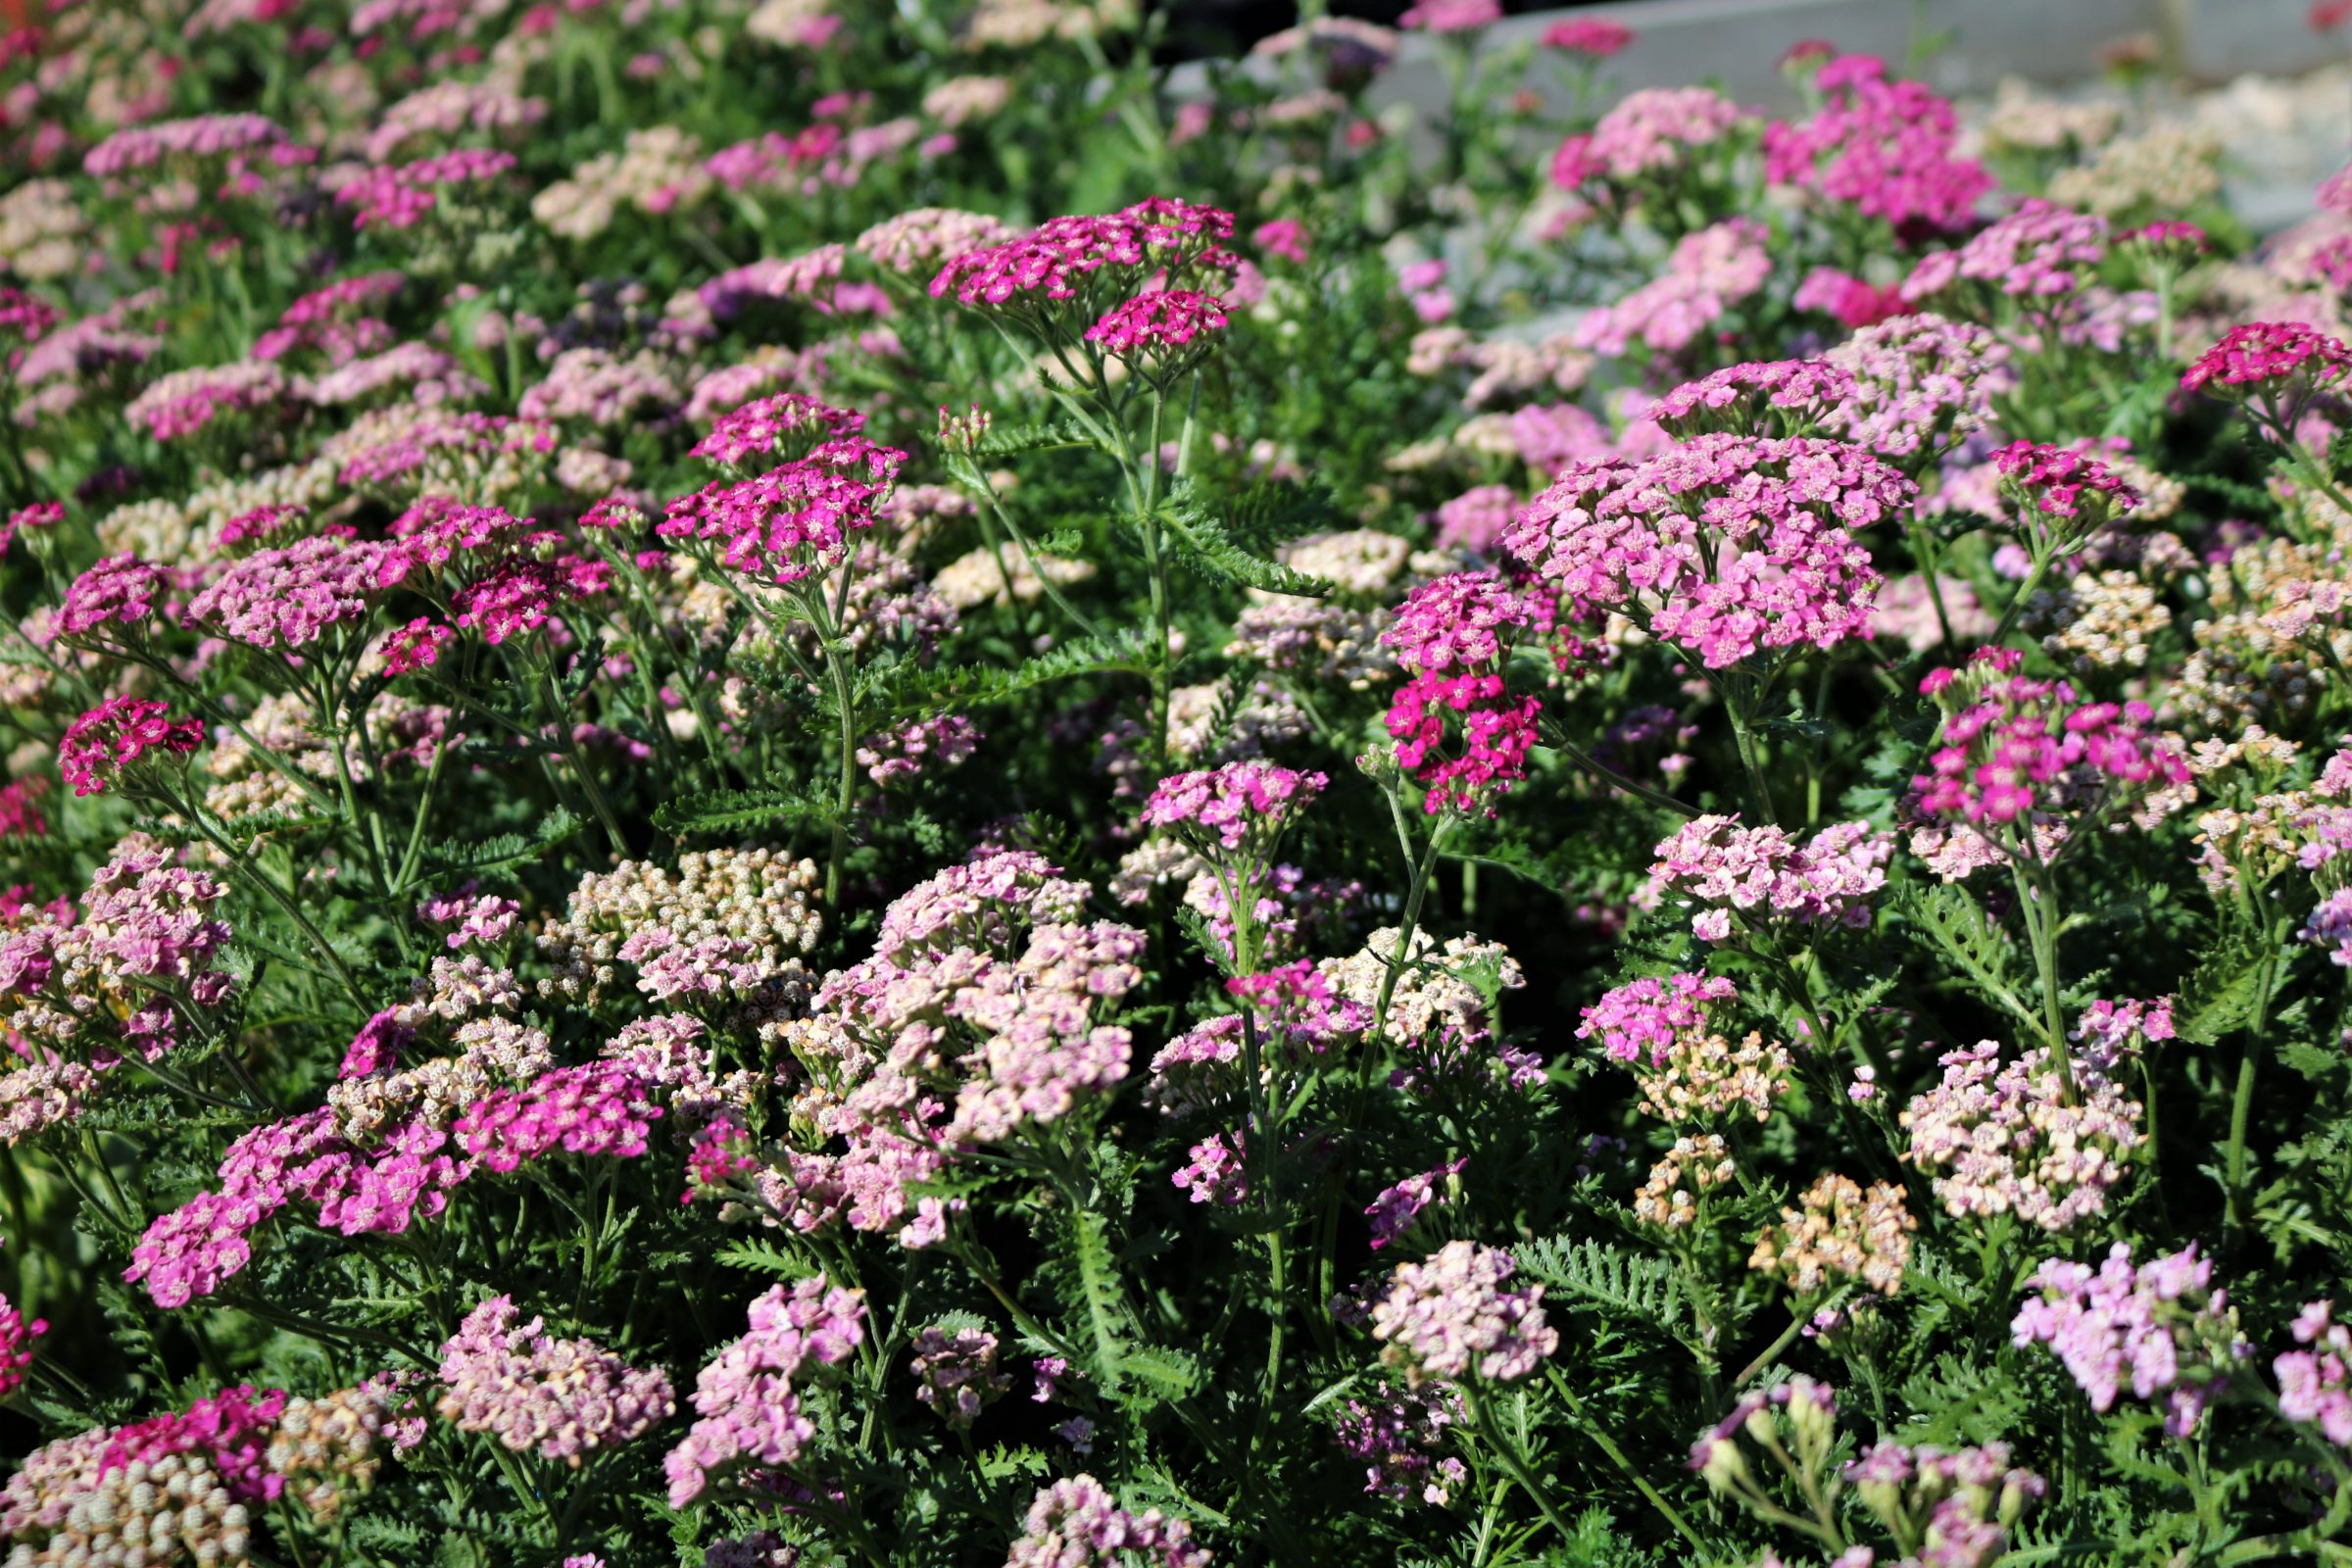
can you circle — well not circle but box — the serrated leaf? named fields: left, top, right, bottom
left=2172, top=926, right=2278, bottom=1046
left=423, top=807, right=581, bottom=875
left=1513, top=1235, right=1686, bottom=1335
left=1157, top=484, right=1330, bottom=596
left=651, top=782, right=832, bottom=838
left=970, top=418, right=1102, bottom=458
left=1896, top=883, right=2047, bottom=1042
left=714, top=1237, right=818, bottom=1278
left=861, top=629, right=1155, bottom=720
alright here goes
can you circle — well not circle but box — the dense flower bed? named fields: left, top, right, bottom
left=0, top=3, right=2347, bottom=1565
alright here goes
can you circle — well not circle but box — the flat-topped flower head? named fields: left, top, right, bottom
left=1579, top=971, right=1739, bottom=1066
left=2183, top=321, right=2352, bottom=445
left=1503, top=435, right=1909, bottom=670
left=689, top=393, right=865, bottom=470
left=1544, top=16, right=1633, bottom=54
left=1903, top=1042, right=2143, bottom=1232
left=1992, top=440, right=2137, bottom=522
left=1370, top=1240, right=1557, bottom=1385
left=658, top=436, right=906, bottom=586
left=2013, top=1242, right=2244, bottom=1436
left=1912, top=648, right=2188, bottom=832
left=1647, top=815, right=1892, bottom=941
left=1763, top=54, right=1990, bottom=232
left=1084, top=290, right=1229, bottom=366
left=1142, top=760, right=1326, bottom=853
left=929, top=198, right=1236, bottom=319
left=1379, top=570, right=1548, bottom=676
left=1901, top=200, right=2109, bottom=305
left=59, top=697, right=203, bottom=796
left=1642, top=360, right=1863, bottom=440
left=57, top=554, right=167, bottom=640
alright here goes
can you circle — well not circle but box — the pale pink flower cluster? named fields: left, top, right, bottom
left=1503, top=434, right=1909, bottom=669
left=1141, top=760, right=1326, bottom=853
left=2277, top=1300, right=2352, bottom=1448
left=1572, top=219, right=1771, bottom=357
left=124, top=361, right=299, bottom=443
left=436, top=1296, right=674, bottom=1464
left=1369, top=1240, right=1557, bottom=1385
left=1901, top=1043, right=2144, bottom=1233
left=1902, top=200, right=2109, bottom=303
left=1004, top=1475, right=1211, bottom=1568
left=663, top=1276, right=866, bottom=1505
left=2012, top=1243, right=2244, bottom=1436
left=766, top=853, right=1138, bottom=1241
left=1645, top=815, right=1893, bottom=941
left=1551, top=87, right=1741, bottom=190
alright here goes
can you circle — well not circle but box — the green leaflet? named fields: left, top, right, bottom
left=1154, top=485, right=1331, bottom=596
left=650, top=781, right=833, bottom=838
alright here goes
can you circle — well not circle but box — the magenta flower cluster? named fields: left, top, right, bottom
left=57, top=696, right=203, bottom=796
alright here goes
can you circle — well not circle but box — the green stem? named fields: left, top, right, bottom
left=2008, top=853, right=2076, bottom=1099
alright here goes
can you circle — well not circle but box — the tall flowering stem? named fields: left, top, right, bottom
left=930, top=199, right=1239, bottom=768
left=1981, top=441, right=2140, bottom=652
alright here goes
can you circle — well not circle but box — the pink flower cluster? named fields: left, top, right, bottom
left=2181, top=320, right=2352, bottom=399
left=663, top=1276, right=866, bottom=1505
left=334, top=148, right=516, bottom=229
left=1385, top=671, right=1543, bottom=817
left=417, top=893, right=520, bottom=949
left=1141, top=760, right=1327, bottom=853
left=1820, top=312, right=2013, bottom=463
left=1901, top=200, right=2109, bottom=303
left=454, top=1061, right=662, bottom=1173
left=771, top=854, right=1140, bottom=1240
left=57, top=552, right=168, bottom=638
left=187, top=534, right=413, bottom=650
left=908, top=1324, right=1011, bottom=1430
left=1366, top=1159, right=1464, bottom=1250
left=0, top=1283, right=38, bottom=1397
left=124, top=362, right=296, bottom=443
left=930, top=198, right=1235, bottom=312
left=1380, top=570, right=1548, bottom=675
left=1573, top=219, right=1770, bottom=357
left=1543, top=17, right=1634, bottom=55
left=1642, top=359, right=1862, bottom=439
left=1763, top=55, right=1990, bottom=231
left=1645, top=815, right=1893, bottom=941
left=2012, top=1243, right=2243, bottom=1436
left=58, top=696, right=203, bottom=796
left=1912, top=649, right=2187, bottom=827
left=436, top=1296, right=674, bottom=1464
left=2277, top=1300, right=2352, bottom=1448
left=1084, top=289, right=1230, bottom=357
left=1370, top=1240, right=1557, bottom=1385
left=1503, top=434, right=1908, bottom=669
left=1991, top=439, right=2137, bottom=520
left=1005, top=1475, right=1212, bottom=1568
left=1577, top=971, right=1739, bottom=1066
left=2301, top=888, right=2352, bottom=965
left=1551, top=87, right=1740, bottom=191
left=83, top=113, right=290, bottom=176
left=659, top=435, right=906, bottom=587
left=690, top=393, right=864, bottom=468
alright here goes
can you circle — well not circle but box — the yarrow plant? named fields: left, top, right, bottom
left=3, top=11, right=2352, bottom=1568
